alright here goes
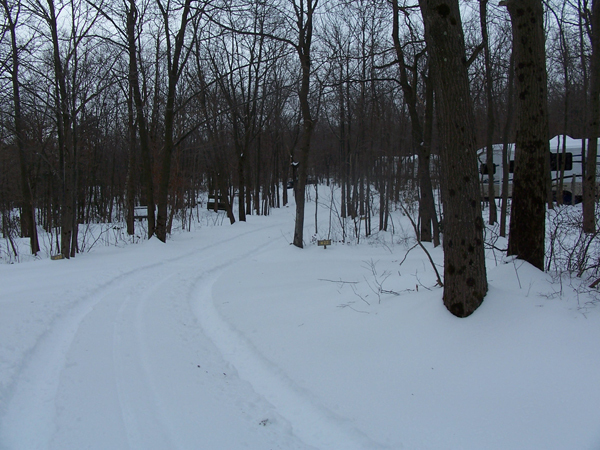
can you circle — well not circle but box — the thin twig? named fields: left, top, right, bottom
left=337, top=303, right=370, bottom=314
left=350, top=284, right=371, bottom=306
left=398, top=243, right=419, bottom=266
left=319, top=278, right=359, bottom=284
left=399, top=203, right=444, bottom=287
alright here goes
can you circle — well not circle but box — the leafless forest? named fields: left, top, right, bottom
left=1, top=0, right=597, bottom=316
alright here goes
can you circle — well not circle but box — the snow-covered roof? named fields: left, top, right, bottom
left=549, top=135, right=586, bottom=151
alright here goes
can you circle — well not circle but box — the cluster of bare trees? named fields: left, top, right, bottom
left=1, top=0, right=598, bottom=316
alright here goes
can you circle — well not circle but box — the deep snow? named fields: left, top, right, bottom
left=0, top=193, right=599, bottom=449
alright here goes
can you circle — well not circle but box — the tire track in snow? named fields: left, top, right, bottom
left=191, top=252, right=391, bottom=449
left=0, top=276, right=129, bottom=449
left=112, top=294, right=146, bottom=448
left=0, top=266, right=174, bottom=449
left=112, top=274, right=178, bottom=449
left=0, top=222, right=288, bottom=449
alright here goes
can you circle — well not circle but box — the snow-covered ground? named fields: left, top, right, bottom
left=1, top=192, right=599, bottom=449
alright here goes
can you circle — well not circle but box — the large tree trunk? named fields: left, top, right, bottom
left=583, top=0, right=600, bottom=233
left=505, top=0, right=550, bottom=271
left=420, top=0, right=488, bottom=317
left=292, top=2, right=316, bottom=249
left=292, top=83, right=314, bottom=248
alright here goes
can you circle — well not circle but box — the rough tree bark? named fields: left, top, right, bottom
left=420, top=0, right=488, bottom=317
left=504, top=0, right=550, bottom=270
left=292, top=0, right=317, bottom=248
left=583, top=0, right=600, bottom=233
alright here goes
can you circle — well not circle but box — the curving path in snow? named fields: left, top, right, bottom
left=3, top=206, right=599, bottom=449
left=0, top=218, right=357, bottom=449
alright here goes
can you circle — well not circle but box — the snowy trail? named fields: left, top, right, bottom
left=0, top=265, right=169, bottom=449
left=193, top=272, right=390, bottom=450
left=2, top=205, right=600, bottom=449
left=0, top=218, right=376, bottom=449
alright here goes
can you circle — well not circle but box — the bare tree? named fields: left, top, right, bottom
left=420, top=0, right=488, bottom=317
left=499, top=52, right=514, bottom=237
left=547, top=1, right=577, bottom=205
left=391, top=0, right=439, bottom=245
left=1, top=0, right=40, bottom=254
left=578, top=0, right=589, bottom=184
left=39, top=0, right=78, bottom=257
left=208, top=4, right=274, bottom=222
left=584, top=0, right=599, bottom=233
left=154, top=0, right=198, bottom=242
left=504, top=0, right=550, bottom=270
left=125, top=82, right=137, bottom=236
left=26, top=0, right=110, bottom=257
left=290, top=0, right=318, bottom=248
left=126, top=0, right=157, bottom=238
left=480, top=0, right=497, bottom=224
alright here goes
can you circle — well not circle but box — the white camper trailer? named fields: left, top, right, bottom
left=478, top=136, right=598, bottom=205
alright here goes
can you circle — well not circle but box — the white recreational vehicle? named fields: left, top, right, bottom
left=478, top=135, right=599, bottom=204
